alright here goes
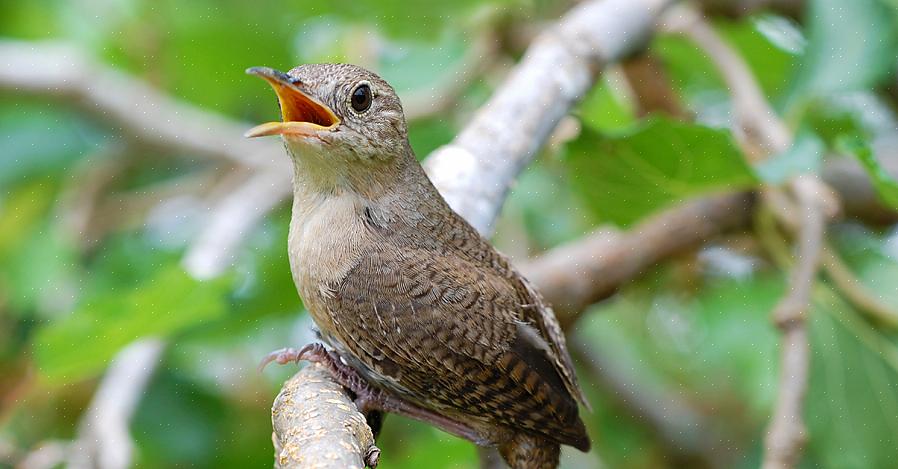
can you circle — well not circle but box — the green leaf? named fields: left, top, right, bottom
left=838, top=136, right=898, bottom=210
left=566, top=117, right=758, bottom=226
left=33, top=266, right=230, bottom=383
left=789, top=0, right=898, bottom=101
left=576, top=77, right=637, bottom=133
left=808, top=291, right=898, bottom=468
left=653, top=17, right=796, bottom=113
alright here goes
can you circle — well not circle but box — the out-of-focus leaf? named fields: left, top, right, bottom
left=496, top=162, right=594, bottom=252
left=230, top=209, right=301, bottom=319
left=578, top=266, right=784, bottom=461
left=804, top=101, right=869, bottom=147
left=752, top=14, right=806, bottom=55
left=0, top=103, right=97, bottom=190
left=576, top=77, right=636, bottom=133
left=0, top=180, right=56, bottom=258
left=377, top=417, right=478, bottom=469
left=653, top=17, right=796, bottom=121
left=756, top=131, right=824, bottom=183
left=838, top=136, right=898, bottom=210
left=33, top=266, right=230, bottom=383
left=566, top=116, right=757, bottom=226
left=807, top=291, right=898, bottom=468
left=408, top=117, right=456, bottom=159
left=830, top=220, right=898, bottom=308
left=133, top=369, right=273, bottom=468
left=0, top=0, right=64, bottom=39
left=789, top=0, right=898, bottom=101
left=719, top=18, right=796, bottom=99
left=0, top=180, right=82, bottom=317
left=378, top=33, right=469, bottom=94
left=284, top=0, right=521, bottom=40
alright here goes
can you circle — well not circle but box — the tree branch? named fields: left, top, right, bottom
left=272, top=363, right=379, bottom=469
left=182, top=169, right=292, bottom=279
left=523, top=192, right=756, bottom=326
left=0, top=40, right=284, bottom=171
left=762, top=178, right=825, bottom=469
left=666, top=7, right=836, bottom=467
left=68, top=339, right=165, bottom=469
left=424, top=0, right=676, bottom=233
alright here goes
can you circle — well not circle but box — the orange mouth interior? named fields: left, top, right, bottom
left=245, top=67, right=339, bottom=138
left=277, top=83, right=339, bottom=128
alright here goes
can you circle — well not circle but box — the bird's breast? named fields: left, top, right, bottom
left=288, top=191, right=368, bottom=307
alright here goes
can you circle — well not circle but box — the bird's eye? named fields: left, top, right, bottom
left=351, top=84, right=372, bottom=112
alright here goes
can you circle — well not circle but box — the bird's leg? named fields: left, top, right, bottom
left=261, top=344, right=491, bottom=446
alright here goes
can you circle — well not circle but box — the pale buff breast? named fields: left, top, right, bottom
left=288, top=190, right=369, bottom=319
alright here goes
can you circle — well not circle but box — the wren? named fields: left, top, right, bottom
left=248, top=64, right=590, bottom=469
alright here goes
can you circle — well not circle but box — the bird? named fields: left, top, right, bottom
left=247, top=63, right=590, bottom=469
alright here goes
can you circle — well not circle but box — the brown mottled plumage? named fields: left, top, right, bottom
left=248, top=64, right=590, bottom=468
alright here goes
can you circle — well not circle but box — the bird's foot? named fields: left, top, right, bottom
left=260, top=343, right=375, bottom=393
left=259, top=343, right=336, bottom=370
left=260, top=343, right=491, bottom=447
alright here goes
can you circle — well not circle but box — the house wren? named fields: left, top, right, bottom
left=248, top=64, right=590, bottom=468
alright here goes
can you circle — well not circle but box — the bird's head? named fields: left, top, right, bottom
left=246, top=64, right=410, bottom=164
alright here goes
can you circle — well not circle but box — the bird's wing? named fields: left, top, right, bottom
left=323, top=244, right=589, bottom=450
left=510, top=270, right=590, bottom=408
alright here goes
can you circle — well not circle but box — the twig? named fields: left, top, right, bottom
left=67, top=339, right=165, bottom=469
left=821, top=248, right=898, bottom=329
left=666, top=8, right=836, bottom=468
left=272, top=363, right=379, bottom=469
left=16, top=441, right=70, bottom=469
left=762, top=177, right=826, bottom=469
left=620, top=53, right=691, bottom=119
left=55, top=145, right=131, bottom=248
left=663, top=5, right=791, bottom=157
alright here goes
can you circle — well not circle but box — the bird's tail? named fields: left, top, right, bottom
left=499, top=434, right=560, bottom=469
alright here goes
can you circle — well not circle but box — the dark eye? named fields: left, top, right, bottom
left=351, top=84, right=372, bottom=112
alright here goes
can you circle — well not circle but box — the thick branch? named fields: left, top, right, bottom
left=272, top=363, right=379, bottom=469
left=424, top=0, right=676, bottom=233
left=523, top=192, right=755, bottom=325
left=519, top=150, right=896, bottom=328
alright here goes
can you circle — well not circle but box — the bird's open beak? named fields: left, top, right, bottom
left=244, top=67, right=340, bottom=138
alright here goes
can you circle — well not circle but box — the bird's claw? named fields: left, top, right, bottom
left=258, top=343, right=329, bottom=372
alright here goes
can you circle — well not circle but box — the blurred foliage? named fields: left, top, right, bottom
left=2, top=0, right=898, bottom=468
left=566, top=117, right=757, bottom=226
